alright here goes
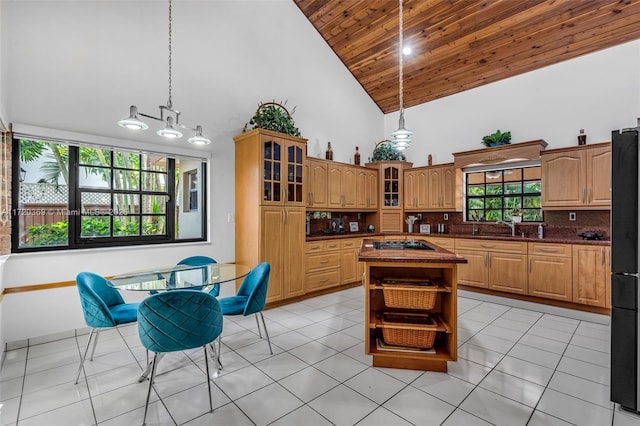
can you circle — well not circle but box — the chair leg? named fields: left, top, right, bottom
left=254, top=314, right=263, bottom=338
left=75, top=328, right=95, bottom=384
left=203, top=346, right=213, bottom=412
left=217, top=336, right=223, bottom=371
left=89, top=329, right=101, bottom=361
left=142, top=353, right=159, bottom=426
left=259, top=312, right=273, bottom=355
left=208, top=342, right=221, bottom=375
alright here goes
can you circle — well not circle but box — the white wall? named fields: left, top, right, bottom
left=0, top=0, right=382, bottom=344
left=385, top=40, right=640, bottom=167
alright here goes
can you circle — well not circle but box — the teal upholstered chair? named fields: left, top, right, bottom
left=218, top=262, right=272, bottom=356
left=74, top=272, right=139, bottom=384
left=175, top=256, right=218, bottom=295
left=138, top=290, right=223, bottom=425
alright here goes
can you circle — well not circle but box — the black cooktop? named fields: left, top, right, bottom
left=373, top=240, right=435, bottom=250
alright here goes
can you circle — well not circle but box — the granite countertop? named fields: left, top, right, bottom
left=358, top=238, right=468, bottom=264
left=307, top=232, right=610, bottom=246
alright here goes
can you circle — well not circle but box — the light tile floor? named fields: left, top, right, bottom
left=1, top=287, right=639, bottom=426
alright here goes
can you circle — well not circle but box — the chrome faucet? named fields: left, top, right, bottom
left=496, top=220, right=516, bottom=236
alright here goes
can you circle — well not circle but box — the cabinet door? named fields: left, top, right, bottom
left=366, top=169, right=378, bottom=209
left=382, top=166, right=401, bottom=208
left=307, top=159, right=328, bottom=208
left=284, top=142, right=305, bottom=205
left=403, top=170, right=417, bottom=209
left=283, top=208, right=306, bottom=298
left=327, top=164, right=343, bottom=208
left=341, top=249, right=359, bottom=284
left=357, top=169, right=378, bottom=209
left=261, top=135, right=305, bottom=206
left=572, top=245, right=607, bottom=307
left=455, top=250, right=488, bottom=288
left=586, top=146, right=611, bottom=207
left=440, top=166, right=457, bottom=210
left=528, top=255, right=572, bottom=301
left=261, top=208, right=284, bottom=302
left=488, top=253, right=527, bottom=294
left=427, top=167, right=443, bottom=210
left=343, top=167, right=357, bottom=208
left=541, top=151, right=585, bottom=208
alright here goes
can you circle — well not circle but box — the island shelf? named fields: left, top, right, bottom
left=359, top=239, right=467, bottom=371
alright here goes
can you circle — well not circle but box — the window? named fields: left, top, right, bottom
left=12, top=136, right=207, bottom=252
left=465, top=166, right=543, bottom=222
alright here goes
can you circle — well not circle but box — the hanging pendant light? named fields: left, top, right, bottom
left=391, top=0, right=412, bottom=151
left=116, top=0, right=210, bottom=145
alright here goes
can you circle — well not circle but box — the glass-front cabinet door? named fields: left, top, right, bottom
left=261, top=134, right=305, bottom=206
left=383, top=166, right=400, bottom=208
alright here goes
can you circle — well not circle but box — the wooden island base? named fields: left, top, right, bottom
left=359, top=239, right=467, bottom=372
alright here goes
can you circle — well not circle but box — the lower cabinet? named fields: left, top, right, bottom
left=572, top=245, right=609, bottom=307
left=455, top=239, right=527, bottom=294
left=340, top=238, right=364, bottom=284
left=305, top=240, right=341, bottom=292
left=528, top=242, right=572, bottom=302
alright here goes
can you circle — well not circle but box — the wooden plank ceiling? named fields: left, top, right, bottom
left=294, top=0, right=640, bottom=114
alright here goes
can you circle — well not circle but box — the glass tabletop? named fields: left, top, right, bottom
left=108, top=263, right=251, bottom=291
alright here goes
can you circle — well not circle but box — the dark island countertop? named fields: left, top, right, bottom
left=358, top=238, right=468, bottom=263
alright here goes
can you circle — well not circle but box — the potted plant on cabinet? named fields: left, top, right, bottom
left=243, top=100, right=301, bottom=137
left=482, top=130, right=511, bottom=147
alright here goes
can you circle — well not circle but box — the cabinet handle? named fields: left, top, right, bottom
left=601, top=248, right=605, bottom=265
left=582, top=187, right=586, bottom=203
left=481, top=244, right=496, bottom=248
left=319, top=278, right=329, bottom=283
left=284, top=209, right=288, bottom=225
left=319, top=260, right=329, bottom=264
left=488, top=254, right=491, bottom=268
left=529, top=258, right=532, bottom=273
left=588, top=188, right=592, bottom=204
left=310, top=192, right=314, bottom=205
left=311, top=245, right=321, bottom=250
left=328, top=244, right=338, bottom=249
left=485, top=254, right=488, bottom=267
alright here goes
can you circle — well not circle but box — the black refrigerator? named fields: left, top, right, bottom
left=611, top=127, right=640, bottom=412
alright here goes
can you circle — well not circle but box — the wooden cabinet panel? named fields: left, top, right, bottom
left=586, top=146, right=611, bottom=207
left=328, top=164, right=357, bottom=209
left=541, top=143, right=611, bottom=210
left=455, top=238, right=527, bottom=254
left=261, top=208, right=285, bottom=303
left=343, top=167, right=357, bottom=208
left=528, top=242, right=572, bottom=257
left=528, top=255, right=572, bottom=301
left=572, top=245, right=607, bottom=307
left=307, top=159, right=328, bottom=208
left=306, top=269, right=341, bottom=292
left=440, top=166, right=457, bottom=210
left=404, top=168, right=428, bottom=210
left=424, top=236, right=455, bottom=250
left=455, top=249, right=488, bottom=288
left=283, top=208, right=306, bottom=298
left=341, top=238, right=363, bottom=285
left=488, top=252, right=528, bottom=294
left=357, top=168, right=378, bottom=210
left=306, top=252, right=341, bottom=273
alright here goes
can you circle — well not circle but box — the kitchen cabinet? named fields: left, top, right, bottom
left=340, top=238, right=364, bottom=285
left=356, top=168, right=378, bottom=210
left=423, top=236, right=455, bottom=251
left=528, top=242, right=572, bottom=302
left=404, top=168, right=428, bottom=210
left=306, top=158, right=328, bottom=209
left=455, top=239, right=528, bottom=294
left=427, top=164, right=458, bottom=211
left=367, top=161, right=412, bottom=232
left=572, top=245, right=609, bottom=308
left=328, top=163, right=357, bottom=209
left=541, top=143, right=611, bottom=210
left=305, top=240, right=341, bottom=292
left=234, top=129, right=307, bottom=304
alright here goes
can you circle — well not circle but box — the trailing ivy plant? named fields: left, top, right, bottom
left=243, top=100, right=301, bottom=137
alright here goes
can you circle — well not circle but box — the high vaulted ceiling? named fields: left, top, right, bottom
left=295, top=0, right=640, bottom=114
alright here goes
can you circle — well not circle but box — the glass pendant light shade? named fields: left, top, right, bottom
left=188, top=125, right=211, bottom=145
left=118, top=105, right=149, bottom=130
left=391, top=109, right=412, bottom=151
left=157, top=116, right=183, bottom=139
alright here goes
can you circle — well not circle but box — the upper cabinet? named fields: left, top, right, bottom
left=404, top=164, right=459, bottom=212
left=541, top=143, right=611, bottom=210
left=368, top=161, right=412, bottom=232
left=356, top=168, right=378, bottom=210
left=328, top=163, right=357, bottom=209
left=306, top=158, right=328, bottom=209
left=235, top=129, right=307, bottom=207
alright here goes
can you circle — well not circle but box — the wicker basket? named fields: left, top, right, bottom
left=381, top=279, right=438, bottom=310
left=381, top=313, right=437, bottom=349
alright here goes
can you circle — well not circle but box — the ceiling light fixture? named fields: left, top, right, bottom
left=117, top=0, right=210, bottom=145
left=391, top=0, right=412, bottom=151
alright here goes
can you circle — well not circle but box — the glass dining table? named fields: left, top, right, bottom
left=108, top=262, right=251, bottom=292
left=108, top=262, right=251, bottom=381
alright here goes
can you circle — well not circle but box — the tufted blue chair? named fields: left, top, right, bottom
left=176, top=256, right=218, bottom=295
left=218, top=262, right=272, bottom=356
left=74, top=272, right=139, bottom=384
left=138, top=290, right=223, bottom=425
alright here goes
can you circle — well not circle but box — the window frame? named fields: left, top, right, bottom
left=11, top=136, right=207, bottom=253
left=464, top=164, right=543, bottom=223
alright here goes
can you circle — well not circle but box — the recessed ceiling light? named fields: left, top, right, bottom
left=402, top=46, right=412, bottom=55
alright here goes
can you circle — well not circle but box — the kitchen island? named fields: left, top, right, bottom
left=359, top=239, right=467, bottom=371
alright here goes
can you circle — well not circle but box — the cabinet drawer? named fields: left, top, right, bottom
left=306, top=241, right=325, bottom=254
left=306, top=269, right=341, bottom=292
left=424, top=236, right=454, bottom=250
left=306, top=252, right=341, bottom=272
left=455, top=238, right=527, bottom=254
left=340, top=238, right=361, bottom=250
left=528, top=242, right=571, bottom=257
left=325, top=240, right=341, bottom=251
